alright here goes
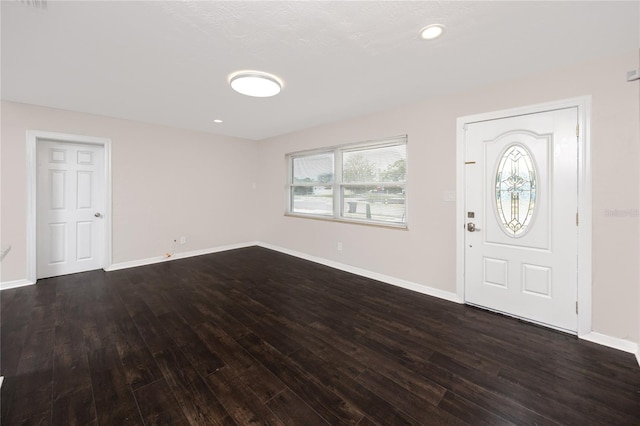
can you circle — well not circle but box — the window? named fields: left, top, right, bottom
left=290, top=152, right=334, bottom=216
left=495, top=144, right=537, bottom=237
left=287, top=136, right=407, bottom=227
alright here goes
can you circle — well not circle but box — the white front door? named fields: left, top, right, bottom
left=37, top=140, right=105, bottom=279
left=464, top=108, right=578, bottom=332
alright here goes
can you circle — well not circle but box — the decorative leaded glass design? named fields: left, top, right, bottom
left=495, top=144, right=537, bottom=237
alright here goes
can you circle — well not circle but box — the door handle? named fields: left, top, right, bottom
left=95, top=212, right=102, bottom=218
left=467, top=222, right=480, bottom=232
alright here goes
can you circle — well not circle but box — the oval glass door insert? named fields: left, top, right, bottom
left=495, top=144, right=537, bottom=237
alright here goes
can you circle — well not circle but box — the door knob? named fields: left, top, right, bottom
left=95, top=212, right=102, bottom=218
left=467, top=222, right=480, bottom=232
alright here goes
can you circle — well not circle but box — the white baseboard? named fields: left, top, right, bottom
left=0, top=279, right=35, bottom=291
left=257, top=242, right=462, bottom=304
left=580, top=332, right=639, bottom=355
left=105, top=241, right=258, bottom=271
left=636, top=351, right=640, bottom=367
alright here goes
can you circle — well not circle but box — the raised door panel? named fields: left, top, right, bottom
left=483, top=257, right=508, bottom=288
left=522, top=264, right=552, bottom=297
left=76, top=221, right=93, bottom=261
left=77, top=171, right=93, bottom=210
left=49, top=170, right=67, bottom=210
left=48, top=223, right=67, bottom=264
left=483, top=131, right=550, bottom=251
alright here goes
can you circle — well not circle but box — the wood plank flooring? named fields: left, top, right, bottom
left=2, top=246, right=639, bottom=425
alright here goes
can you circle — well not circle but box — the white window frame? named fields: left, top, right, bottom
left=286, top=135, right=408, bottom=228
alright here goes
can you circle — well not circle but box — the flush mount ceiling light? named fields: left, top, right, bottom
left=229, top=71, right=282, bottom=97
left=419, top=24, right=445, bottom=40
left=213, top=119, right=223, bottom=123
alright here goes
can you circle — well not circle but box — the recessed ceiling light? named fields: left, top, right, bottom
left=214, top=119, right=223, bottom=123
left=420, top=24, right=445, bottom=40
left=229, top=70, right=282, bottom=97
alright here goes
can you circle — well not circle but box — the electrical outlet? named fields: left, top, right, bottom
left=180, top=236, right=186, bottom=245
left=0, top=245, right=11, bottom=262
left=337, top=242, right=343, bottom=251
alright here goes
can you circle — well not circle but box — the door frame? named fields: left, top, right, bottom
left=26, top=130, right=112, bottom=283
left=455, top=96, right=592, bottom=337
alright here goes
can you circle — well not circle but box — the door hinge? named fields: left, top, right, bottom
left=576, top=301, right=578, bottom=315
left=576, top=123, right=579, bottom=138
left=576, top=212, right=579, bottom=226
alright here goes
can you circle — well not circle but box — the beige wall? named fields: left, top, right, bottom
left=256, top=50, right=640, bottom=342
left=0, top=102, right=258, bottom=281
left=1, top=50, right=638, bottom=345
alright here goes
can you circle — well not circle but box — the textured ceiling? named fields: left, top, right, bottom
left=2, top=1, right=639, bottom=140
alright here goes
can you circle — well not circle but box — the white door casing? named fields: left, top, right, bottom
left=456, top=97, right=592, bottom=336
left=27, top=131, right=112, bottom=283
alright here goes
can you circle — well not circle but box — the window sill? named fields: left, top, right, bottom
left=284, top=212, right=408, bottom=230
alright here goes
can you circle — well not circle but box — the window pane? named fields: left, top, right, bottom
left=292, top=153, right=334, bottom=184
left=291, top=186, right=333, bottom=216
left=495, top=144, right=536, bottom=237
left=342, top=185, right=406, bottom=223
left=342, top=144, right=406, bottom=183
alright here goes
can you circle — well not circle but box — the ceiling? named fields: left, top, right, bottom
left=2, top=1, right=638, bottom=141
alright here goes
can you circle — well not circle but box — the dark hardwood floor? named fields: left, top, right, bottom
left=2, top=246, right=639, bottom=425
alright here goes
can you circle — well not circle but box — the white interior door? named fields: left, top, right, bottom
left=464, top=108, right=578, bottom=332
left=37, top=140, right=105, bottom=279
